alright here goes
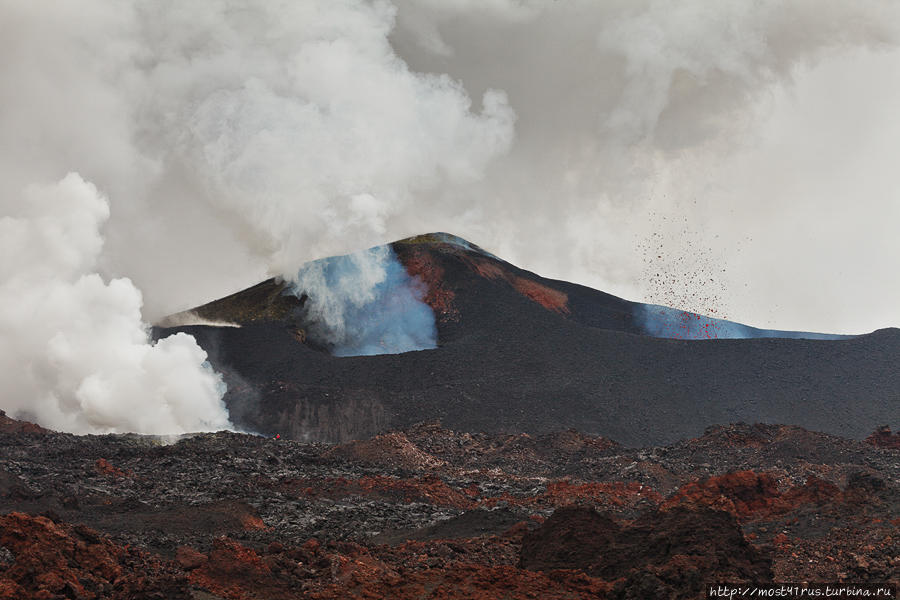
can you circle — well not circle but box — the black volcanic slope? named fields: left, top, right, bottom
left=155, top=233, right=899, bottom=446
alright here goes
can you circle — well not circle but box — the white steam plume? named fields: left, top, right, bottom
left=162, top=1, right=514, bottom=342
left=292, top=245, right=437, bottom=356
left=4, top=1, right=898, bottom=333
left=392, top=0, right=900, bottom=333
left=0, top=0, right=515, bottom=429
left=0, top=174, right=231, bottom=434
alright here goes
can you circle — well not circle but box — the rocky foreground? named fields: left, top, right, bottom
left=1, top=411, right=898, bottom=599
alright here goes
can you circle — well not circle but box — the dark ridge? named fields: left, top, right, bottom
left=165, top=277, right=302, bottom=326
left=519, top=505, right=773, bottom=589
left=154, top=233, right=900, bottom=447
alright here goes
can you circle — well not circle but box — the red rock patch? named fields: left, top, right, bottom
left=865, top=425, right=900, bottom=449
left=0, top=512, right=187, bottom=599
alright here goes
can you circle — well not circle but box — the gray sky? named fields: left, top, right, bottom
left=390, top=3, right=900, bottom=334
left=3, top=0, right=899, bottom=335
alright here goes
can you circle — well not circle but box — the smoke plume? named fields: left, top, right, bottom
left=292, top=245, right=437, bottom=356
left=391, top=0, right=900, bottom=333
left=0, top=174, right=231, bottom=434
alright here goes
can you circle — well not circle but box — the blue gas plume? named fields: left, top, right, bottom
left=290, top=245, right=437, bottom=356
left=634, top=303, right=853, bottom=340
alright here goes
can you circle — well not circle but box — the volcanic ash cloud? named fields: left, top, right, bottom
left=0, top=174, right=232, bottom=435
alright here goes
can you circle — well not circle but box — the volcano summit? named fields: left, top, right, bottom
left=156, top=234, right=899, bottom=447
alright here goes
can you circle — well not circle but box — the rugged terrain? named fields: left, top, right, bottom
left=156, top=233, right=900, bottom=447
left=2, top=411, right=898, bottom=599
left=4, top=234, right=898, bottom=598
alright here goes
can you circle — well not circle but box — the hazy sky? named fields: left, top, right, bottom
left=389, top=3, right=900, bottom=335
left=3, top=0, right=899, bottom=339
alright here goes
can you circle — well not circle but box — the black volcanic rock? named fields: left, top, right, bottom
left=519, top=505, right=773, bottom=598
left=155, top=233, right=900, bottom=446
left=1, top=413, right=897, bottom=596
left=518, top=505, right=621, bottom=571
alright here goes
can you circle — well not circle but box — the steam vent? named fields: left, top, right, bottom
left=155, top=233, right=900, bottom=446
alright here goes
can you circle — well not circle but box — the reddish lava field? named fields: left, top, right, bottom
left=1, top=410, right=898, bottom=599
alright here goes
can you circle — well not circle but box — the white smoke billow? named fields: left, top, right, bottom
left=292, top=245, right=437, bottom=356
left=0, top=174, right=231, bottom=434
left=2, top=1, right=900, bottom=432
left=165, top=2, right=514, bottom=349
left=391, top=0, right=900, bottom=333
left=0, top=0, right=514, bottom=431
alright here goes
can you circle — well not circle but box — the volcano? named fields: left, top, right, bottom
left=5, top=234, right=900, bottom=597
left=155, top=233, right=899, bottom=447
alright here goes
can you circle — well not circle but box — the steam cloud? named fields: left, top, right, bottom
left=391, top=0, right=900, bottom=333
left=2, top=1, right=900, bottom=431
left=0, top=174, right=231, bottom=434
left=292, top=245, right=437, bottom=356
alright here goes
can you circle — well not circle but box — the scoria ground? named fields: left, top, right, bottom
left=1, top=411, right=897, bottom=599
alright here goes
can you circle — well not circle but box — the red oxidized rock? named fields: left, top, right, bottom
left=865, top=425, right=900, bottom=449
left=0, top=410, right=50, bottom=435
left=781, top=476, right=840, bottom=507
left=462, top=255, right=571, bottom=314
left=0, top=512, right=189, bottom=600
left=661, top=470, right=854, bottom=524
left=94, top=458, right=131, bottom=478
left=511, top=276, right=571, bottom=315
left=662, top=470, right=783, bottom=518
left=189, top=537, right=286, bottom=600
left=398, top=247, right=460, bottom=322
left=175, top=546, right=208, bottom=570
